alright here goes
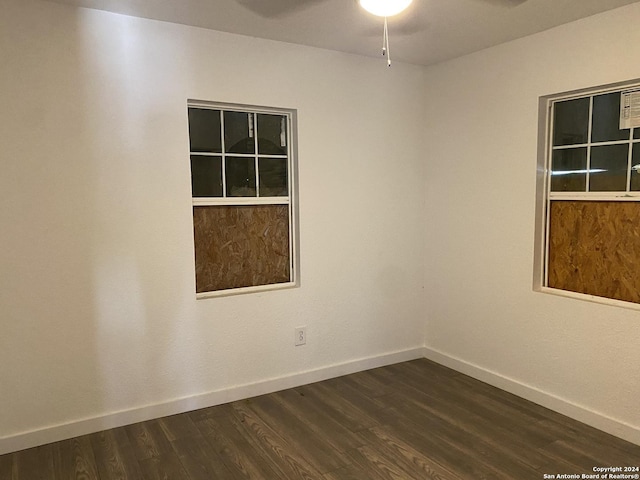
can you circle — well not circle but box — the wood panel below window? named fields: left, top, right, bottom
left=193, top=205, right=290, bottom=293
left=547, top=200, right=640, bottom=304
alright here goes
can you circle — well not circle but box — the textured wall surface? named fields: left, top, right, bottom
left=423, top=2, right=640, bottom=441
left=0, top=0, right=427, bottom=442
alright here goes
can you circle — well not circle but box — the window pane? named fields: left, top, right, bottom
left=634, top=129, right=640, bottom=140
left=190, top=155, right=222, bottom=197
left=551, top=148, right=587, bottom=191
left=591, top=92, right=630, bottom=143
left=258, top=114, right=287, bottom=155
left=224, top=111, right=255, bottom=154
left=259, top=158, right=288, bottom=196
left=226, top=157, right=256, bottom=197
left=188, top=108, right=222, bottom=153
left=553, top=98, right=589, bottom=146
left=631, top=144, right=640, bottom=191
left=589, top=144, right=629, bottom=192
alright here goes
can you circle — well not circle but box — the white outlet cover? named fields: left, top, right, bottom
left=295, top=327, right=306, bottom=346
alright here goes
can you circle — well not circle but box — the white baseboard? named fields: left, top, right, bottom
left=422, top=346, right=640, bottom=447
left=4, top=345, right=637, bottom=456
left=0, top=347, right=424, bottom=456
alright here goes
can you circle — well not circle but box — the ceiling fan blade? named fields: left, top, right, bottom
left=235, top=0, right=326, bottom=18
left=473, top=0, right=528, bottom=6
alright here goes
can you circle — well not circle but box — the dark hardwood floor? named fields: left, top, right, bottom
left=2, top=359, right=639, bottom=479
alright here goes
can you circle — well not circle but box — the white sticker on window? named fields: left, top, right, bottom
left=620, top=91, right=640, bottom=129
left=248, top=113, right=254, bottom=138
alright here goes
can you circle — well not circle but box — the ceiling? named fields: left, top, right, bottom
left=46, top=0, right=640, bottom=66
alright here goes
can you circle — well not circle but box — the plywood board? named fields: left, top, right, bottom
left=548, top=200, right=640, bottom=304
left=193, top=205, right=290, bottom=293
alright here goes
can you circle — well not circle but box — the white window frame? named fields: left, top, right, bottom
left=188, top=100, right=300, bottom=299
left=534, top=79, right=640, bottom=311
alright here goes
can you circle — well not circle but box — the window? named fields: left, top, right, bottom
left=187, top=101, right=299, bottom=297
left=536, top=81, right=640, bottom=306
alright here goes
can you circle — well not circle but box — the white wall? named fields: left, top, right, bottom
left=0, top=0, right=427, bottom=452
left=423, top=3, right=640, bottom=444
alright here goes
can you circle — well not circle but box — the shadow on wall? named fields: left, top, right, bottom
left=74, top=6, right=203, bottom=424
left=0, top=0, right=104, bottom=445
left=0, top=0, right=203, bottom=449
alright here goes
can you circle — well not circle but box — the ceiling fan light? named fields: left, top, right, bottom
left=359, top=0, right=413, bottom=17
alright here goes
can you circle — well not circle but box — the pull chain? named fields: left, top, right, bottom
left=382, top=17, right=391, bottom=67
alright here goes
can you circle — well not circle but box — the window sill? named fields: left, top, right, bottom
left=196, top=281, right=297, bottom=299
left=537, top=286, right=640, bottom=311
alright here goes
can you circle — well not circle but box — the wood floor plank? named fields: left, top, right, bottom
left=572, top=433, right=640, bottom=464
left=0, top=453, right=14, bottom=480
left=390, top=391, right=547, bottom=478
left=540, top=439, right=637, bottom=472
left=124, top=420, right=173, bottom=461
left=294, top=379, right=383, bottom=432
left=373, top=365, right=560, bottom=455
left=322, top=375, right=391, bottom=411
left=385, top=360, right=552, bottom=432
left=170, top=434, right=237, bottom=480
left=242, top=394, right=351, bottom=473
left=158, top=413, right=201, bottom=441
left=448, top=368, right=554, bottom=421
left=53, top=436, right=100, bottom=480
left=270, top=388, right=367, bottom=452
left=323, top=463, right=387, bottom=480
left=376, top=408, right=520, bottom=479
left=14, top=445, right=53, bottom=480
left=536, top=417, right=640, bottom=461
left=228, top=400, right=325, bottom=479
left=188, top=403, right=229, bottom=423
left=137, top=452, right=191, bottom=480
left=359, top=425, right=463, bottom=480
left=194, top=414, right=282, bottom=479
left=346, top=370, right=395, bottom=398
left=396, top=358, right=463, bottom=383
left=345, top=445, right=412, bottom=480
left=89, top=427, right=143, bottom=480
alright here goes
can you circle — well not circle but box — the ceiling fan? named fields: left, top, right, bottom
left=236, top=0, right=528, bottom=19
left=236, top=0, right=528, bottom=65
left=235, top=0, right=326, bottom=18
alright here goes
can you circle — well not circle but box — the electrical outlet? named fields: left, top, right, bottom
left=295, top=327, right=306, bottom=346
